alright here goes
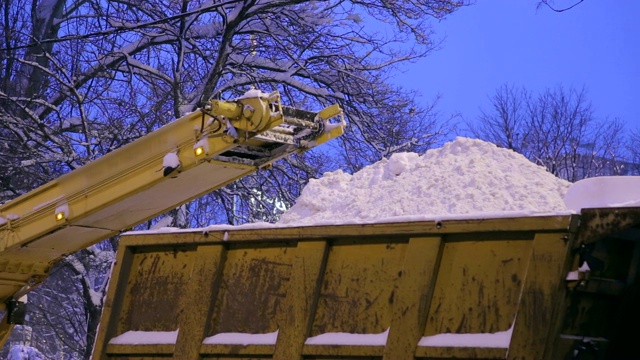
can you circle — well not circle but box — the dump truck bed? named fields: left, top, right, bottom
left=92, top=207, right=640, bottom=359
left=91, top=214, right=583, bottom=360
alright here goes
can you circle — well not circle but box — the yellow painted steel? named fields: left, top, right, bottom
left=91, top=211, right=640, bottom=359
left=0, top=90, right=344, bottom=309
left=92, top=215, right=586, bottom=360
left=383, top=236, right=442, bottom=360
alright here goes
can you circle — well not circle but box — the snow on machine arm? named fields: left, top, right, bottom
left=0, top=89, right=344, bottom=317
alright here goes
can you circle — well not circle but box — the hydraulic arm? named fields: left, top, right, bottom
left=0, top=89, right=344, bottom=307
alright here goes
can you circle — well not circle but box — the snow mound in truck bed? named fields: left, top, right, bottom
left=278, top=137, right=572, bottom=225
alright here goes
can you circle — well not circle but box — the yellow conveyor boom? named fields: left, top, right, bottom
left=0, top=90, right=344, bottom=305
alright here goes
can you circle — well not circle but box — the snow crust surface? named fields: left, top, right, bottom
left=564, top=175, right=640, bottom=211
left=109, top=330, right=179, bottom=345
left=203, top=330, right=279, bottom=345
left=163, top=152, right=180, bottom=169
left=8, top=345, right=45, bottom=360
left=418, top=324, right=513, bottom=348
left=279, top=137, right=572, bottom=225
left=305, top=328, right=389, bottom=346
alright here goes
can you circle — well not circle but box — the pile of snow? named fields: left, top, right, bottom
left=279, top=137, right=572, bottom=225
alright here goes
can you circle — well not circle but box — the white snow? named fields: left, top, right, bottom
left=302, top=326, right=512, bottom=348
left=35, top=0, right=57, bottom=20
left=239, top=88, right=266, bottom=99
left=225, top=119, right=238, bottom=139
left=566, top=261, right=593, bottom=281
left=179, top=105, right=195, bottom=116
left=163, top=152, right=180, bottom=169
left=202, top=330, right=279, bottom=345
left=418, top=323, right=513, bottom=348
left=566, top=271, right=579, bottom=281
left=108, top=330, right=179, bottom=345
left=151, top=215, right=174, bottom=230
left=305, top=328, right=389, bottom=346
left=564, top=176, right=640, bottom=211
left=279, top=137, right=572, bottom=226
left=31, top=195, right=64, bottom=212
left=8, top=345, right=45, bottom=360
left=62, top=116, right=82, bottom=130
left=345, top=13, right=364, bottom=23
left=579, top=261, right=591, bottom=272
left=124, top=210, right=573, bottom=236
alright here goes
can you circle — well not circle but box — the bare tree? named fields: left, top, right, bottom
left=473, top=84, right=529, bottom=152
left=538, top=0, right=586, bottom=13
left=626, top=130, right=640, bottom=175
left=1, top=0, right=465, bottom=357
left=470, top=84, right=628, bottom=182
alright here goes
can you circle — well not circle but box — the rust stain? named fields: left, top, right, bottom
left=210, top=249, right=292, bottom=335
left=578, top=208, right=640, bottom=244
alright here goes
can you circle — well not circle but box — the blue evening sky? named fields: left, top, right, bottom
left=388, top=0, right=640, bottom=134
